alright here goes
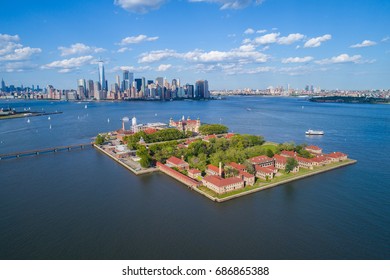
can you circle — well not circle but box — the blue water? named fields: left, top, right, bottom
left=0, top=97, right=389, bottom=259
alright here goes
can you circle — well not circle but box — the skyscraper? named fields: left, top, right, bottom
left=195, top=80, right=209, bottom=98
left=134, top=78, right=142, bottom=93
left=98, top=59, right=107, bottom=91
left=87, top=80, right=94, bottom=98
left=77, top=79, right=86, bottom=99
left=1, top=78, right=6, bottom=92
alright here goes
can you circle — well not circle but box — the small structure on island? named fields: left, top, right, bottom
left=169, top=116, right=201, bottom=134
left=132, top=116, right=138, bottom=133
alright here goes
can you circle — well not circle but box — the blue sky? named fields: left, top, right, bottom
left=0, top=0, right=389, bottom=90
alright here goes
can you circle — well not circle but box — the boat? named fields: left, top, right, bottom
left=107, top=118, right=110, bottom=123
left=305, top=129, right=324, bottom=135
left=84, top=105, right=88, bottom=109
left=48, top=116, right=51, bottom=120
left=27, top=118, right=30, bottom=123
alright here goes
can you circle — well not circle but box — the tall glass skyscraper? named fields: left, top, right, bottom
left=98, top=59, right=107, bottom=91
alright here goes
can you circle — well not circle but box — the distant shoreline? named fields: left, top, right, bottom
left=0, top=111, right=63, bottom=120
left=309, top=96, right=390, bottom=104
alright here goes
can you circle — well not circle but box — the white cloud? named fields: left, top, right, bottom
left=117, top=47, right=132, bottom=53
left=0, top=34, right=20, bottom=42
left=242, top=38, right=252, bottom=44
left=1, top=61, right=37, bottom=73
left=156, top=64, right=172, bottom=71
left=114, top=0, right=166, bottom=13
left=0, top=47, right=42, bottom=61
left=58, top=43, right=105, bottom=56
left=382, top=36, right=390, bottom=42
left=0, top=34, right=41, bottom=63
left=244, top=28, right=255, bottom=35
left=304, top=34, right=331, bottom=48
left=256, top=29, right=267, bottom=34
left=189, top=0, right=265, bottom=10
left=315, top=53, right=361, bottom=65
left=138, top=47, right=268, bottom=64
left=277, top=33, right=305, bottom=45
left=138, top=49, right=179, bottom=63
left=239, top=44, right=256, bottom=52
left=107, top=65, right=152, bottom=73
left=119, top=34, right=159, bottom=45
left=253, top=32, right=280, bottom=45
left=350, top=40, right=377, bottom=48
left=281, top=56, right=314, bottom=63
left=42, top=55, right=95, bottom=72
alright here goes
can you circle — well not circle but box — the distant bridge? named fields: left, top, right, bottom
left=0, top=143, right=93, bottom=160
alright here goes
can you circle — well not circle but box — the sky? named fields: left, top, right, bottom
left=0, top=0, right=389, bottom=90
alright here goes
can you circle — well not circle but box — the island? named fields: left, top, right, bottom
left=94, top=116, right=356, bottom=202
left=309, top=96, right=390, bottom=104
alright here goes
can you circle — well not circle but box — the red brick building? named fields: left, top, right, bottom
left=166, top=156, right=189, bottom=170
left=202, top=175, right=244, bottom=194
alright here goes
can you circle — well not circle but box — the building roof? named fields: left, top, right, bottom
left=306, top=145, right=322, bottom=151
left=311, top=155, right=328, bottom=163
left=239, top=170, right=254, bottom=178
left=204, top=134, right=217, bottom=140
left=188, top=168, right=201, bottom=175
left=255, top=165, right=275, bottom=173
left=143, top=127, right=157, bottom=134
left=280, top=150, right=296, bottom=157
left=225, top=133, right=235, bottom=139
left=250, top=155, right=273, bottom=164
left=227, top=162, right=246, bottom=171
left=207, top=164, right=220, bottom=173
left=296, top=156, right=313, bottom=163
left=203, top=175, right=243, bottom=188
left=273, top=154, right=287, bottom=164
left=326, top=152, right=347, bottom=158
left=166, top=156, right=188, bottom=166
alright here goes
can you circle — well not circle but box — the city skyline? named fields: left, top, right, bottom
left=0, top=0, right=389, bottom=90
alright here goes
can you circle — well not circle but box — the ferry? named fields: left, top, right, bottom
left=305, top=129, right=324, bottom=135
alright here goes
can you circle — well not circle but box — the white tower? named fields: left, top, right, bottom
left=132, top=116, right=138, bottom=133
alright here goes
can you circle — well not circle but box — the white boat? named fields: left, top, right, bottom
left=306, top=129, right=324, bottom=135
left=107, top=118, right=110, bottom=123
left=85, top=105, right=88, bottom=109
left=27, top=118, right=30, bottom=123
left=48, top=116, right=51, bottom=120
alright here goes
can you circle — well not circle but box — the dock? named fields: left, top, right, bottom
left=0, top=143, right=93, bottom=160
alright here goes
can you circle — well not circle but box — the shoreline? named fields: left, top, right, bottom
left=93, top=144, right=158, bottom=175
left=214, top=159, right=357, bottom=203
left=94, top=143, right=357, bottom=203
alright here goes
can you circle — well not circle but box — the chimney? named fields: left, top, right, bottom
left=181, top=155, right=184, bottom=161
left=219, top=162, right=222, bottom=177
left=122, top=120, right=125, bottom=131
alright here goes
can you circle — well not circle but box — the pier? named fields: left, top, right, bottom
left=0, top=143, right=93, bottom=160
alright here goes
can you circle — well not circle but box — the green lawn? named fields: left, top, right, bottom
left=260, top=143, right=279, bottom=153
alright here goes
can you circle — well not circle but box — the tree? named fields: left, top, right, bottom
left=285, top=157, right=298, bottom=173
left=224, top=166, right=239, bottom=178
left=244, top=161, right=255, bottom=175
left=199, top=124, right=228, bottom=135
left=95, top=134, right=105, bottom=145
left=266, top=149, right=274, bottom=158
left=139, top=155, right=152, bottom=168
